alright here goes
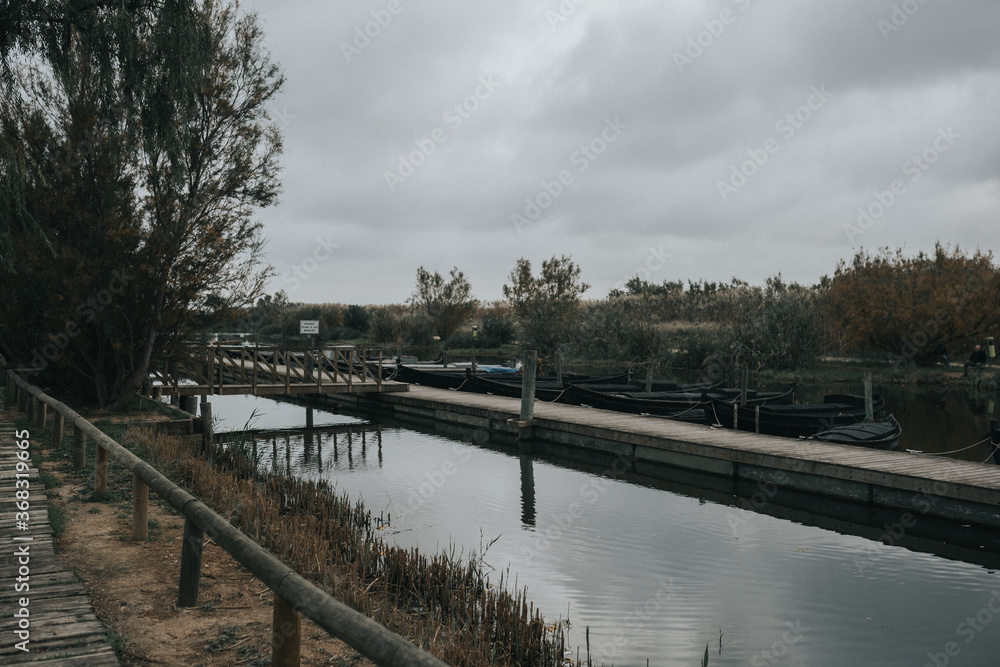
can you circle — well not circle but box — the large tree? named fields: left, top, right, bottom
left=0, top=1, right=282, bottom=408
left=502, top=255, right=589, bottom=357
left=822, top=245, right=1000, bottom=364
left=409, top=266, right=478, bottom=341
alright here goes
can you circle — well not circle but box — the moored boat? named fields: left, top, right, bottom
left=708, top=393, right=885, bottom=438
left=808, top=415, right=901, bottom=450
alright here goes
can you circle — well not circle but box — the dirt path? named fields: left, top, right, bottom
left=35, top=427, right=375, bottom=666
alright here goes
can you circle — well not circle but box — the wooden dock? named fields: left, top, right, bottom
left=315, top=385, right=1000, bottom=530
left=0, top=416, right=119, bottom=665
left=150, top=345, right=409, bottom=397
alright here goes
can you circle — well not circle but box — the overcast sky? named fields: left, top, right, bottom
left=240, top=0, right=1000, bottom=305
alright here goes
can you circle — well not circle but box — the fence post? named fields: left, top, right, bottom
left=133, top=474, right=149, bottom=541
left=178, top=518, right=204, bottom=607
left=35, top=398, right=47, bottom=429
left=73, top=426, right=87, bottom=469
left=94, top=444, right=109, bottom=498
left=51, top=413, right=64, bottom=449
left=26, top=396, right=34, bottom=422
left=272, top=593, right=302, bottom=666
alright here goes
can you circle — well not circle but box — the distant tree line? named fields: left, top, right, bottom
left=235, top=244, right=1000, bottom=377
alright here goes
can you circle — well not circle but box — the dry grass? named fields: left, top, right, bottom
left=128, top=428, right=567, bottom=666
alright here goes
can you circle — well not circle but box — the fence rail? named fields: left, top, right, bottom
left=1, top=357, right=448, bottom=667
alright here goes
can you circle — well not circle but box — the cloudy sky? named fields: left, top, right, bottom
left=240, top=0, right=1000, bottom=305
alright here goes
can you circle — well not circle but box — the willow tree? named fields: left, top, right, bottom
left=0, top=1, right=283, bottom=408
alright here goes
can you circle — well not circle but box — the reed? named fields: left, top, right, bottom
left=127, top=427, right=566, bottom=666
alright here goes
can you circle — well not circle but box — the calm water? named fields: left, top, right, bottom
left=209, top=391, right=1000, bottom=666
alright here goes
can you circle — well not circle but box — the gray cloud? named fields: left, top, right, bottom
left=245, top=0, right=1000, bottom=304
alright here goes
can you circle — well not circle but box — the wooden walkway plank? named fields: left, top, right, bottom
left=0, top=408, right=120, bottom=666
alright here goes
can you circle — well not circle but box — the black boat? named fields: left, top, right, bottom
left=708, top=393, right=885, bottom=438
left=808, top=415, right=901, bottom=450
left=556, top=383, right=795, bottom=419
left=461, top=374, right=567, bottom=401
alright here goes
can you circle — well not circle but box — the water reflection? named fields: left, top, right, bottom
left=209, top=393, right=1000, bottom=666
left=520, top=455, right=536, bottom=527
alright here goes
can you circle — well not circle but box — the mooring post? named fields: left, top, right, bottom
left=733, top=401, right=739, bottom=430
left=555, top=350, right=563, bottom=387
left=740, top=364, right=749, bottom=407
left=305, top=404, right=314, bottom=429
left=863, top=371, right=873, bottom=421
left=51, top=413, right=64, bottom=449
left=755, top=405, right=760, bottom=433
left=272, top=593, right=302, bottom=666
left=520, top=350, right=537, bottom=424
left=133, top=474, right=149, bottom=541
left=645, top=363, right=654, bottom=393
left=178, top=517, right=204, bottom=607
left=94, top=444, right=109, bottom=498
left=201, top=401, right=214, bottom=460
left=73, top=425, right=86, bottom=469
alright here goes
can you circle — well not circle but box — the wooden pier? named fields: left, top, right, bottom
left=149, top=345, right=407, bottom=397
left=315, top=385, right=1000, bottom=531
left=0, top=419, right=119, bottom=665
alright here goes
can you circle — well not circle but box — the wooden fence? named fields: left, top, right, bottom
left=2, top=360, right=448, bottom=667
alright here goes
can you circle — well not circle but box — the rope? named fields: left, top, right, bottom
left=660, top=401, right=705, bottom=420
left=908, top=436, right=993, bottom=456
left=979, top=445, right=998, bottom=465
left=925, top=436, right=993, bottom=456
left=547, top=388, right=568, bottom=403
left=709, top=401, right=723, bottom=427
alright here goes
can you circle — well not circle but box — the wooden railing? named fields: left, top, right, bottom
left=149, top=345, right=385, bottom=396
left=1, top=359, right=446, bottom=667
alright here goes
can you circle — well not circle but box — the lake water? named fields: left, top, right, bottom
left=207, top=389, right=1000, bottom=667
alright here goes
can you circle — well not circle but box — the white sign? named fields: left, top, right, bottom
left=299, top=320, right=320, bottom=335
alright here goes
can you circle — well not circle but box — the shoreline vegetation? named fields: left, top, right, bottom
left=222, top=246, right=1000, bottom=397
left=44, top=406, right=572, bottom=666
